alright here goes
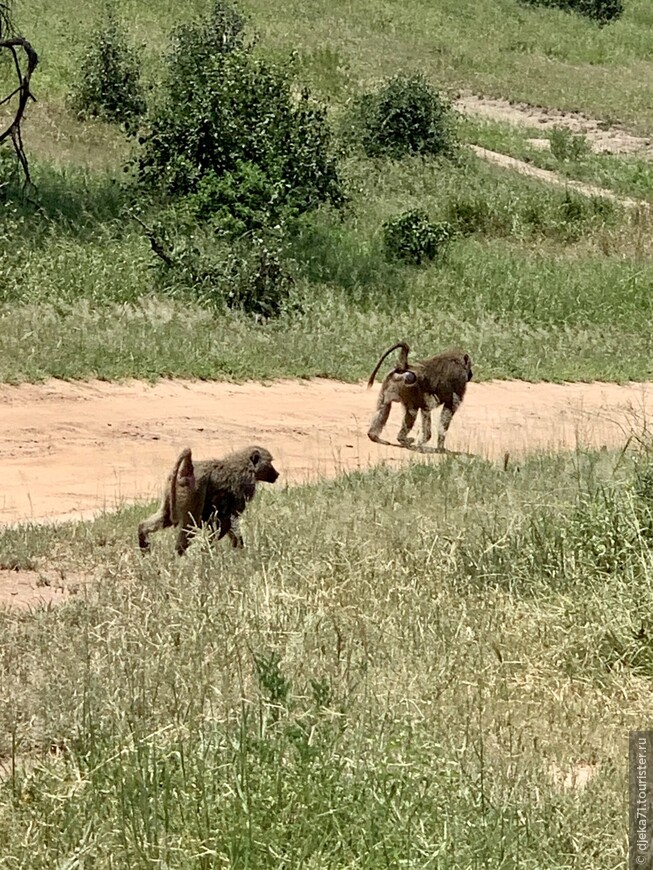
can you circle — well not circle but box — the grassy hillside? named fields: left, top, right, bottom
left=1, top=447, right=649, bottom=865
left=20, top=0, right=653, bottom=130
left=0, top=0, right=651, bottom=384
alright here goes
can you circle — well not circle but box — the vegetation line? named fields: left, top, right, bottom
left=469, top=144, right=649, bottom=209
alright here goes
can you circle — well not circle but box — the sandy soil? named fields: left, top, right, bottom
left=1, top=377, right=651, bottom=526
left=1, top=376, right=651, bottom=608
left=456, top=94, right=653, bottom=157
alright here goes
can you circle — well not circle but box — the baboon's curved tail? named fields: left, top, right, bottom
left=170, top=447, right=196, bottom=524
left=367, top=342, right=411, bottom=388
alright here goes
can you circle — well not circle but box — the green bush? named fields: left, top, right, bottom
left=446, top=190, right=614, bottom=243
left=549, top=127, right=591, bottom=162
left=346, top=74, right=457, bottom=159
left=136, top=0, right=345, bottom=230
left=518, top=0, right=624, bottom=25
left=145, top=217, right=295, bottom=319
left=70, top=9, right=145, bottom=128
left=187, top=162, right=282, bottom=239
left=382, top=209, right=454, bottom=265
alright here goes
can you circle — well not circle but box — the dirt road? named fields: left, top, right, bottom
left=1, top=377, right=651, bottom=526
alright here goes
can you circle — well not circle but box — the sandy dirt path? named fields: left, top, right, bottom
left=455, top=94, right=652, bottom=208
left=1, top=377, right=651, bottom=527
left=469, top=144, right=648, bottom=209
left=1, top=377, right=651, bottom=609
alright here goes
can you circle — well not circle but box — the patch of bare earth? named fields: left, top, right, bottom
left=0, top=567, right=87, bottom=610
left=0, top=376, right=651, bottom=609
left=467, top=145, right=646, bottom=208
left=456, top=94, right=653, bottom=208
left=456, top=94, right=653, bottom=157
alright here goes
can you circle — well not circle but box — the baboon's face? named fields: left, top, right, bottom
left=250, top=448, right=280, bottom=484
left=460, top=353, right=473, bottom=381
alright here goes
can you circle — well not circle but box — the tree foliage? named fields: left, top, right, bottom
left=137, top=1, right=344, bottom=233
left=70, top=8, right=145, bottom=128
left=345, top=73, right=457, bottom=159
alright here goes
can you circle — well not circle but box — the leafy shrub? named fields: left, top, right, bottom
left=70, top=9, right=145, bottom=128
left=382, top=209, right=454, bottom=265
left=518, top=0, right=623, bottom=25
left=446, top=196, right=509, bottom=237
left=345, top=73, right=457, bottom=159
left=446, top=189, right=614, bottom=243
left=187, top=162, right=280, bottom=238
left=144, top=217, right=295, bottom=319
left=136, top=0, right=344, bottom=231
left=549, top=127, right=590, bottom=162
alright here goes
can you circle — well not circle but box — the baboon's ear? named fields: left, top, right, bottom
left=463, top=354, right=470, bottom=366
left=250, top=450, right=261, bottom=466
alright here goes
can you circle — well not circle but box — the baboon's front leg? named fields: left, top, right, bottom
left=437, top=393, right=461, bottom=451
left=397, top=407, right=418, bottom=446
left=226, top=515, right=244, bottom=549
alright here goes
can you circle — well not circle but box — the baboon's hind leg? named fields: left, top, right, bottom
left=226, top=515, right=244, bottom=549
left=419, top=408, right=433, bottom=445
left=175, top=515, right=198, bottom=556
left=397, top=407, right=418, bottom=446
left=138, top=501, right=172, bottom=552
left=368, top=397, right=392, bottom=445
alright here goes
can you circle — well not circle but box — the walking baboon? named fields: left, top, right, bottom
left=367, top=342, right=473, bottom=450
left=138, top=445, right=279, bottom=555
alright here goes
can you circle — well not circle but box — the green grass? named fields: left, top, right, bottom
left=0, top=0, right=649, bottom=386
left=1, top=447, right=651, bottom=866
left=16, top=0, right=653, bottom=132
left=1, top=155, right=653, bottom=383
left=462, top=115, right=653, bottom=202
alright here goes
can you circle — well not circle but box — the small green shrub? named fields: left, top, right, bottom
left=549, top=127, right=591, bottom=162
left=70, top=9, right=145, bottom=128
left=346, top=74, right=457, bottom=159
left=147, top=218, right=295, bottom=319
left=446, top=196, right=509, bottom=237
left=446, top=189, right=614, bottom=243
left=518, top=0, right=624, bottom=25
left=382, top=209, right=454, bottom=265
left=136, top=0, right=344, bottom=225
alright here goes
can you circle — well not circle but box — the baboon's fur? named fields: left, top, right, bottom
left=138, top=445, right=279, bottom=555
left=367, top=342, right=473, bottom=450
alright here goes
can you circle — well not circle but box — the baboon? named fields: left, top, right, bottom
left=367, top=342, right=473, bottom=450
left=138, top=445, right=279, bottom=555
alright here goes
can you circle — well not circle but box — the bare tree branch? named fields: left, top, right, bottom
left=0, top=2, right=13, bottom=40
left=0, top=35, right=38, bottom=185
left=130, top=213, right=175, bottom=267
